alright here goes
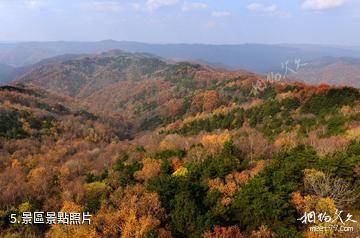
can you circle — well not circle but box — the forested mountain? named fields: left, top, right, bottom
left=16, top=51, right=168, bottom=98
left=1, top=51, right=360, bottom=238
left=15, top=50, right=260, bottom=132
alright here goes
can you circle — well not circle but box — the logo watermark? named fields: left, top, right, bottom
left=9, top=211, right=92, bottom=225
left=297, top=210, right=357, bottom=233
left=251, top=58, right=308, bottom=96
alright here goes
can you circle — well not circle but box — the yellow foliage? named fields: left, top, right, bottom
left=276, top=91, right=292, bottom=100
left=61, top=201, right=82, bottom=213
left=22, top=121, right=32, bottom=134
left=84, top=182, right=110, bottom=197
left=201, top=131, right=231, bottom=155
left=304, top=195, right=318, bottom=212
left=315, top=197, right=337, bottom=215
left=274, top=131, right=297, bottom=150
left=180, top=105, right=238, bottom=127
left=201, top=132, right=230, bottom=147
left=303, top=169, right=325, bottom=190
left=19, top=202, right=32, bottom=213
left=172, top=166, right=188, bottom=177
left=46, top=201, right=97, bottom=238
left=346, top=125, right=360, bottom=139
left=95, top=188, right=165, bottom=238
left=85, top=128, right=99, bottom=143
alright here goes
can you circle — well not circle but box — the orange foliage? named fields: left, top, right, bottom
left=203, top=90, right=220, bottom=112
left=94, top=185, right=165, bottom=238
left=208, top=160, right=268, bottom=206
left=134, top=158, right=162, bottom=182
left=203, top=225, right=244, bottom=238
left=316, top=84, right=330, bottom=94
left=291, top=191, right=306, bottom=212
left=191, top=90, right=220, bottom=112
left=46, top=201, right=97, bottom=238
left=171, top=158, right=183, bottom=171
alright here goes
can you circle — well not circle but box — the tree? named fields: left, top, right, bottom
left=46, top=201, right=98, bottom=238
left=95, top=185, right=165, bottom=238
left=290, top=191, right=306, bottom=212
left=303, top=169, right=357, bottom=209
left=251, top=225, right=274, bottom=238
left=134, top=158, right=162, bottom=182
left=203, top=91, right=220, bottom=112
left=201, top=132, right=230, bottom=156
left=81, top=182, right=110, bottom=213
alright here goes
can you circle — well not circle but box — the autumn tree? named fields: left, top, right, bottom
left=94, top=185, right=166, bottom=238
left=303, top=169, right=357, bottom=208
left=134, top=158, right=162, bottom=182
left=251, top=225, right=274, bottom=238
left=203, top=90, right=220, bottom=112
left=190, top=90, right=220, bottom=113
left=46, top=201, right=98, bottom=238
left=203, top=225, right=244, bottom=238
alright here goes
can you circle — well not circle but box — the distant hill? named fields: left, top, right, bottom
left=0, top=54, right=81, bottom=85
left=16, top=50, right=168, bottom=98
left=1, top=41, right=360, bottom=72
left=287, top=57, right=360, bottom=87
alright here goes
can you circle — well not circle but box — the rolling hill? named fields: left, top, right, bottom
left=15, top=50, right=262, bottom=132
left=287, top=57, right=360, bottom=87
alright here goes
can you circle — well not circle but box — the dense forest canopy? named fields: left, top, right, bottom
left=1, top=51, right=360, bottom=238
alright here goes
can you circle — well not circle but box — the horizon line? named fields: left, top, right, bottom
left=0, top=40, right=359, bottom=48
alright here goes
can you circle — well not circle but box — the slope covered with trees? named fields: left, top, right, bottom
left=1, top=52, right=360, bottom=237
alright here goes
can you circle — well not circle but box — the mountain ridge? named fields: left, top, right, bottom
left=2, top=40, right=360, bottom=70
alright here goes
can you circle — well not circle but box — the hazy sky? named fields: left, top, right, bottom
left=0, top=0, right=359, bottom=45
